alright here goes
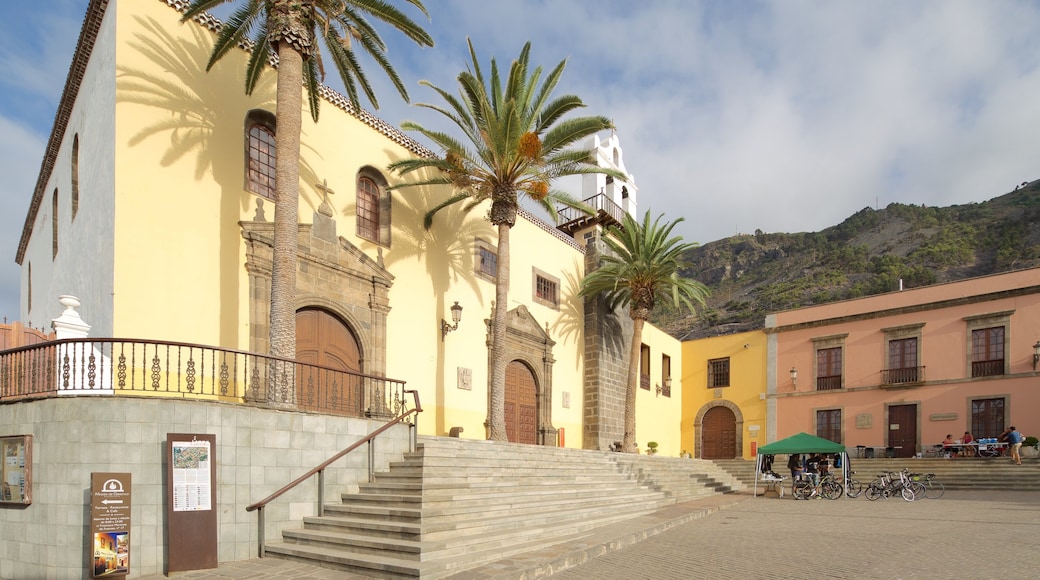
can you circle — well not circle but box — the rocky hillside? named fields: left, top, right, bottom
left=657, top=180, right=1040, bottom=339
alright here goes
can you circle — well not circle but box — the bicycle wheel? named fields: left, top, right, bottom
left=821, top=480, right=842, bottom=500
left=793, top=480, right=812, bottom=500
left=845, top=479, right=863, bottom=498
left=865, top=483, right=883, bottom=501
left=900, top=484, right=917, bottom=502
left=924, top=480, right=945, bottom=499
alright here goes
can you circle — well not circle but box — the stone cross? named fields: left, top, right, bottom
left=316, top=179, right=335, bottom=217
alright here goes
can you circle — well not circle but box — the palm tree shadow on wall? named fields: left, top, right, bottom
left=116, top=16, right=319, bottom=346
left=381, top=178, right=495, bottom=436
left=551, top=266, right=627, bottom=373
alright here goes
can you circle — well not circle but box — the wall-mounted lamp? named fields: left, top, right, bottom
left=1033, top=340, right=1040, bottom=370
left=441, top=301, right=463, bottom=341
left=655, top=376, right=672, bottom=397
left=790, top=366, right=798, bottom=386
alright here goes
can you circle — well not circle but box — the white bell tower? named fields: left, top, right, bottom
left=582, top=133, right=638, bottom=219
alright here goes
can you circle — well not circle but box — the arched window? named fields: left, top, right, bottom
left=356, top=169, right=391, bottom=245
left=71, top=134, right=80, bottom=220
left=245, top=110, right=276, bottom=199
left=52, top=188, right=59, bottom=259
left=357, top=177, right=380, bottom=242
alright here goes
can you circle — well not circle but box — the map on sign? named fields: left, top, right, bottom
left=172, top=441, right=212, bottom=512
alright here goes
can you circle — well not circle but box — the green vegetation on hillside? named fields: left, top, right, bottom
left=658, top=182, right=1040, bottom=339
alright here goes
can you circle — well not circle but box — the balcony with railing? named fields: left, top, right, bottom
left=0, top=338, right=410, bottom=419
left=971, top=359, right=1005, bottom=378
left=881, top=366, right=925, bottom=386
left=555, top=193, right=626, bottom=236
left=816, top=375, right=843, bottom=391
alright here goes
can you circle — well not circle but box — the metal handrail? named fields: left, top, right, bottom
left=245, top=389, right=423, bottom=557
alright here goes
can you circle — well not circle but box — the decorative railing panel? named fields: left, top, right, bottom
left=881, top=366, right=925, bottom=385
left=971, top=359, right=1004, bottom=378
left=816, top=375, right=843, bottom=390
left=0, top=339, right=407, bottom=419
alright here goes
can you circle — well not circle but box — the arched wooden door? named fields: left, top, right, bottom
left=296, top=308, right=362, bottom=415
left=505, top=360, right=538, bottom=445
left=702, top=406, right=737, bottom=459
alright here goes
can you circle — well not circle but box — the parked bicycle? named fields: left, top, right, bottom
left=844, top=470, right=863, bottom=498
left=910, top=472, right=944, bottom=499
left=793, top=472, right=843, bottom=500
left=865, top=468, right=924, bottom=502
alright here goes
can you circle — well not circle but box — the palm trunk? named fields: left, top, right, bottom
left=488, top=222, right=510, bottom=441
left=268, top=43, right=304, bottom=360
left=624, top=316, right=646, bottom=453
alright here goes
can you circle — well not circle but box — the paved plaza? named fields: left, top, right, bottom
left=552, top=490, right=1040, bottom=580
left=135, top=490, right=1040, bottom=580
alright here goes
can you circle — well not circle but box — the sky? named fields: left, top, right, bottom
left=1, top=0, right=1039, bottom=323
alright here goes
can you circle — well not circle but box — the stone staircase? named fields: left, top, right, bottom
left=845, top=456, right=1040, bottom=491
left=263, top=436, right=745, bottom=578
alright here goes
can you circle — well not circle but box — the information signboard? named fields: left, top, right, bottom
left=90, top=472, right=131, bottom=578
left=165, top=433, right=217, bottom=573
left=0, top=434, right=32, bottom=505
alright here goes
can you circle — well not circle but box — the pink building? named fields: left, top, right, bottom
left=765, top=267, right=1040, bottom=458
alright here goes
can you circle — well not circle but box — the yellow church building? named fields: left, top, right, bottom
left=14, top=0, right=683, bottom=454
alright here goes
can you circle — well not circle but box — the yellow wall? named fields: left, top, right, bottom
left=106, top=1, right=602, bottom=448
left=681, top=330, right=767, bottom=459
left=634, top=323, right=684, bottom=456
left=113, top=0, right=278, bottom=345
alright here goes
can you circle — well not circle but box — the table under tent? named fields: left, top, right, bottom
left=754, top=432, right=848, bottom=498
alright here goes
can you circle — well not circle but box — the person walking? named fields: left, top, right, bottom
left=1008, top=426, right=1024, bottom=465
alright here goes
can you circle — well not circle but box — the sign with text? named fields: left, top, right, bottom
left=90, top=472, right=131, bottom=578
left=166, top=434, right=217, bottom=573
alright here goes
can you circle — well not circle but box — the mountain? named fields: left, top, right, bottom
left=656, top=180, right=1040, bottom=340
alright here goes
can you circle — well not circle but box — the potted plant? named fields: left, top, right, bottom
left=646, top=441, right=659, bottom=455
left=1021, top=436, right=1039, bottom=458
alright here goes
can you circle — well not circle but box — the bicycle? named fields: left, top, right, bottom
left=793, top=472, right=843, bottom=500
left=865, top=469, right=923, bottom=502
left=910, top=472, right=944, bottom=499
left=844, top=470, right=863, bottom=498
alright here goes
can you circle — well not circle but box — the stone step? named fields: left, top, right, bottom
left=269, top=436, right=754, bottom=578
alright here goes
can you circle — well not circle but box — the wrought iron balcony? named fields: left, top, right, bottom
left=816, top=375, right=843, bottom=391
left=971, top=359, right=1005, bottom=378
left=881, top=366, right=925, bottom=386
left=556, top=193, right=625, bottom=235
left=0, top=338, right=409, bottom=419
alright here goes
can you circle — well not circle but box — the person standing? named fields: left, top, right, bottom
left=805, top=453, right=821, bottom=486
left=1008, top=426, right=1024, bottom=465
left=788, top=454, right=803, bottom=485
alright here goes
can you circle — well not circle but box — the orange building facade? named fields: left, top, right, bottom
left=765, top=268, right=1040, bottom=457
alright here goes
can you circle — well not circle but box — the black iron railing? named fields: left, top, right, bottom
left=881, top=366, right=925, bottom=385
left=816, top=375, right=843, bottom=390
left=971, top=359, right=1005, bottom=378
left=0, top=338, right=407, bottom=419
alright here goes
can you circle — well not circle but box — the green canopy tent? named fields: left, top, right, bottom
left=754, top=432, right=848, bottom=498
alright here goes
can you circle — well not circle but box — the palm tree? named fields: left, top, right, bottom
left=182, top=0, right=433, bottom=359
left=579, top=211, right=709, bottom=453
left=388, top=40, right=622, bottom=441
